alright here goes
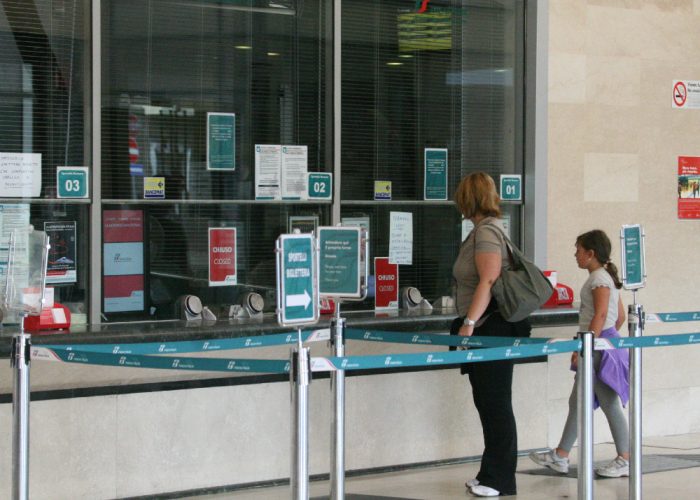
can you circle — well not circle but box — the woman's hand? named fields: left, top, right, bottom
left=458, top=324, right=475, bottom=336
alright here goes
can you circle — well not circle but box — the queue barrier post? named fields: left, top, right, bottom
left=290, top=330, right=311, bottom=500
left=577, top=330, right=594, bottom=500
left=629, top=303, right=644, bottom=500
left=12, top=321, right=31, bottom=500
left=329, top=307, right=346, bottom=500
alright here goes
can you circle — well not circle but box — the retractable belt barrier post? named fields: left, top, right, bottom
left=290, top=331, right=311, bottom=500
left=329, top=308, right=346, bottom=500
left=11, top=325, right=31, bottom=500
left=577, top=331, right=594, bottom=500
left=629, top=303, right=644, bottom=500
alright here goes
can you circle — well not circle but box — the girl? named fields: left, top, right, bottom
left=529, top=229, right=630, bottom=478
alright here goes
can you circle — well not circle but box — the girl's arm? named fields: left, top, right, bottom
left=458, top=251, right=501, bottom=336
left=615, top=296, right=626, bottom=331
left=589, top=286, right=611, bottom=337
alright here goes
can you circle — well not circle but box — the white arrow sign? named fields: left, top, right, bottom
left=286, top=289, right=311, bottom=309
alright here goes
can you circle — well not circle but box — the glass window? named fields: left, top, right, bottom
left=101, top=0, right=331, bottom=320
left=342, top=0, right=524, bottom=303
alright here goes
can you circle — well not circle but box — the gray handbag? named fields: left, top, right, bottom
left=482, top=223, right=554, bottom=322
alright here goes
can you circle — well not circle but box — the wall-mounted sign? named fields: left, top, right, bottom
left=672, top=80, right=700, bottom=109
left=424, top=148, right=448, bottom=200
left=375, top=257, right=399, bottom=310
left=276, top=233, right=319, bottom=326
left=44, top=221, right=77, bottom=284
left=318, top=227, right=363, bottom=299
left=0, top=152, right=41, bottom=198
left=620, top=224, right=646, bottom=291
left=389, top=211, right=413, bottom=265
left=308, top=172, right=332, bottom=200
left=144, top=177, right=165, bottom=199
left=57, top=167, right=89, bottom=199
left=208, top=227, right=237, bottom=287
left=678, top=156, right=700, bottom=219
left=500, top=174, right=522, bottom=202
left=374, top=180, right=392, bottom=200
left=207, top=112, right=236, bottom=170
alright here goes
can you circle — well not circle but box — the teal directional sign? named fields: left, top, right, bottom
left=500, top=174, right=522, bottom=202
left=277, top=233, right=319, bottom=326
left=621, top=224, right=645, bottom=290
left=308, top=173, right=332, bottom=200
left=318, top=227, right=363, bottom=299
left=57, top=167, right=89, bottom=198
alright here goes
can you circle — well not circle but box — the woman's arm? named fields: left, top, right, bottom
left=458, top=251, right=501, bottom=336
left=615, top=296, right=626, bottom=331
left=589, top=286, right=611, bottom=337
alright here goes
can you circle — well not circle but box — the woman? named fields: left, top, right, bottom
left=452, top=172, right=530, bottom=497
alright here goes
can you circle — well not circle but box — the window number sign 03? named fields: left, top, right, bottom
left=57, top=167, right=89, bottom=198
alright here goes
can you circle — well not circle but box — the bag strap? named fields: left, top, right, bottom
left=473, top=219, right=518, bottom=268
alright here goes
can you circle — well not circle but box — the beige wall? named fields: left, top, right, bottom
left=548, top=0, right=700, bottom=440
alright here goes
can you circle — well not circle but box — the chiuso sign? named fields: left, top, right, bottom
left=208, top=228, right=237, bottom=286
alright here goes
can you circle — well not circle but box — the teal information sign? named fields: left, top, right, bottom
left=500, top=175, right=522, bottom=201
left=57, top=167, right=89, bottom=198
left=319, top=227, right=362, bottom=298
left=621, top=224, right=645, bottom=290
left=308, top=173, right=332, bottom=200
left=277, top=234, right=318, bottom=326
left=424, top=148, right=448, bottom=200
left=207, top=113, right=236, bottom=171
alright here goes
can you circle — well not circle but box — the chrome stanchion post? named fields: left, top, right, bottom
left=628, top=299, right=644, bottom=500
left=577, top=330, right=594, bottom=500
left=330, top=304, right=345, bottom=500
left=290, top=329, right=311, bottom=500
left=12, top=315, right=31, bottom=500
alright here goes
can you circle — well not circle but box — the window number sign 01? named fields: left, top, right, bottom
left=57, top=167, right=89, bottom=198
left=499, top=174, right=522, bottom=202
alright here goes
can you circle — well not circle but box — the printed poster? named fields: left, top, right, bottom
left=0, top=153, right=41, bottom=197
left=207, top=112, right=236, bottom=170
left=255, top=144, right=281, bottom=199
left=389, top=211, right=413, bottom=265
left=44, top=221, right=77, bottom=284
left=103, top=210, right=145, bottom=312
left=0, top=203, right=30, bottom=284
left=209, top=228, right=237, bottom=286
left=424, top=148, right=448, bottom=200
left=281, top=145, right=308, bottom=199
left=678, top=156, right=700, bottom=219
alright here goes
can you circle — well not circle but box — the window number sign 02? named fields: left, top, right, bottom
left=57, top=167, right=89, bottom=199
left=307, top=173, right=332, bottom=200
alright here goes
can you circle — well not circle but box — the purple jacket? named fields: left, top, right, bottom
left=596, top=327, right=630, bottom=409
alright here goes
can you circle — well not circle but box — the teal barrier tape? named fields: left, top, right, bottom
left=42, top=328, right=330, bottom=355
left=647, top=312, right=700, bottom=323
left=345, top=328, right=549, bottom=348
left=595, top=332, right=700, bottom=350
left=311, top=339, right=583, bottom=372
left=32, top=347, right=291, bottom=374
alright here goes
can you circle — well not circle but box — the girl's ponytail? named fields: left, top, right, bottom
left=604, top=261, right=623, bottom=290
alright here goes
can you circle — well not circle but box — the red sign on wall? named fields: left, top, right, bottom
left=374, top=257, right=399, bottom=309
left=209, top=228, right=237, bottom=286
left=678, top=156, right=700, bottom=219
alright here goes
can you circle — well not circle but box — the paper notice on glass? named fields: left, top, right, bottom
left=0, top=203, right=31, bottom=281
left=255, top=145, right=281, bottom=200
left=389, top=211, right=413, bottom=265
left=461, top=219, right=475, bottom=241
left=0, top=153, right=41, bottom=197
left=281, top=145, right=308, bottom=200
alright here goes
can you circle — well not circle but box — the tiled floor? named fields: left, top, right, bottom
left=187, top=434, right=700, bottom=499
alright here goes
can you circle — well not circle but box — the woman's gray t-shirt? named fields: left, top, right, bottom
left=452, top=217, right=509, bottom=317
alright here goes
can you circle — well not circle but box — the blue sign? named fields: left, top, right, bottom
left=500, top=174, right=522, bottom=201
left=277, top=234, right=318, bottom=326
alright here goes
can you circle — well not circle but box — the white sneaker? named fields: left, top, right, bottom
left=596, top=456, right=629, bottom=478
left=465, top=478, right=480, bottom=488
left=469, top=484, right=500, bottom=497
left=528, top=449, right=570, bottom=474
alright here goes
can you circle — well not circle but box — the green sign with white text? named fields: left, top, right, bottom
left=278, top=234, right=318, bottom=325
left=207, top=113, right=236, bottom=170
left=319, top=227, right=361, bottom=298
left=424, top=148, right=448, bottom=200
left=500, top=175, right=522, bottom=201
left=57, top=167, right=89, bottom=198
left=622, top=225, right=645, bottom=290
